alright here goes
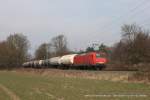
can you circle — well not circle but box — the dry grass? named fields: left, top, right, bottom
left=128, top=64, right=150, bottom=83
left=15, top=68, right=135, bottom=82
left=0, top=84, right=20, bottom=100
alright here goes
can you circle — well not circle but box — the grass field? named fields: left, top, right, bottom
left=0, top=70, right=149, bottom=100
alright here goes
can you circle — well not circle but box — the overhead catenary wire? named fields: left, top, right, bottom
left=99, top=0, right=149, bottom=33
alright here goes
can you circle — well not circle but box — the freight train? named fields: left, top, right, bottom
left=22, top=52, right=107, bottom=70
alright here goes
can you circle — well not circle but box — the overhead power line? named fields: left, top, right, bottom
left=100, top=0, right=149, bottom=33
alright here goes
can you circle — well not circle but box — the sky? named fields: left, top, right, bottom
left=0, top=0, right=149, bottom=54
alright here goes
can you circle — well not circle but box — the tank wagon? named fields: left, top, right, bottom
left=38, top=60, right=44, bottom=66
left=60, top=54, right=77, bottom=65
left=49, top=57, right=61, bottom=66
left=22, top=62, right=30, bottom=68
left=59, top=54, right=77, bottom=69
left=29, top=61, right=34, bottom=67
left=22, top=52, right=107, bottom=70
left=43, top=59, right=49, bottom=67
left=33, top=60, right=39, bottom=67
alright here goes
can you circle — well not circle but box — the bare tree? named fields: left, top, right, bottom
left=35, top=43, right=51, bottom=59
left=51, top=34, right=69, bottom=56
left=112, top=24, right=150, bottom=64
left=0, top=41, right=9, bottom=68
left=0, top=33, right=30, bottom=69
left=6, top=33, right=30, bottom=67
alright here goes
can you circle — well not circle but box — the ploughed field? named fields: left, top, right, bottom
left=0, top=69, right=150, bottom=100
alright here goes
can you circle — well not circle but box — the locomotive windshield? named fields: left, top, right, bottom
left=96, top=53, right=106, bottom=58
left=96, top=54, right=101, bottom=58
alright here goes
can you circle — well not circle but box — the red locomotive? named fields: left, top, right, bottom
left=74, top=52, right=107, bottom=70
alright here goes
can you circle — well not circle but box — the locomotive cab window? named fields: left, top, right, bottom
left=96, top=53, right=106, bottom=58
left=96, top=54, right=101, bottom=58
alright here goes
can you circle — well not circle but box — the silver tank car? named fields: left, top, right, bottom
left=22, top=62, right=29, bottom=67
left=60, top=54, right=77, bottom=65
left=33, top=60, right=39, bottom=67
left=49, top=57, right=61, bottom=65
left=38, top=60, right=44, bottom=66
left=29, top=61, right=34, bottom=67
left=43, top=59, right=49, bottom=66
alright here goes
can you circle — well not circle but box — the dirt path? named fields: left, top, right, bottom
left=0, top=84, right=20, bottom=100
